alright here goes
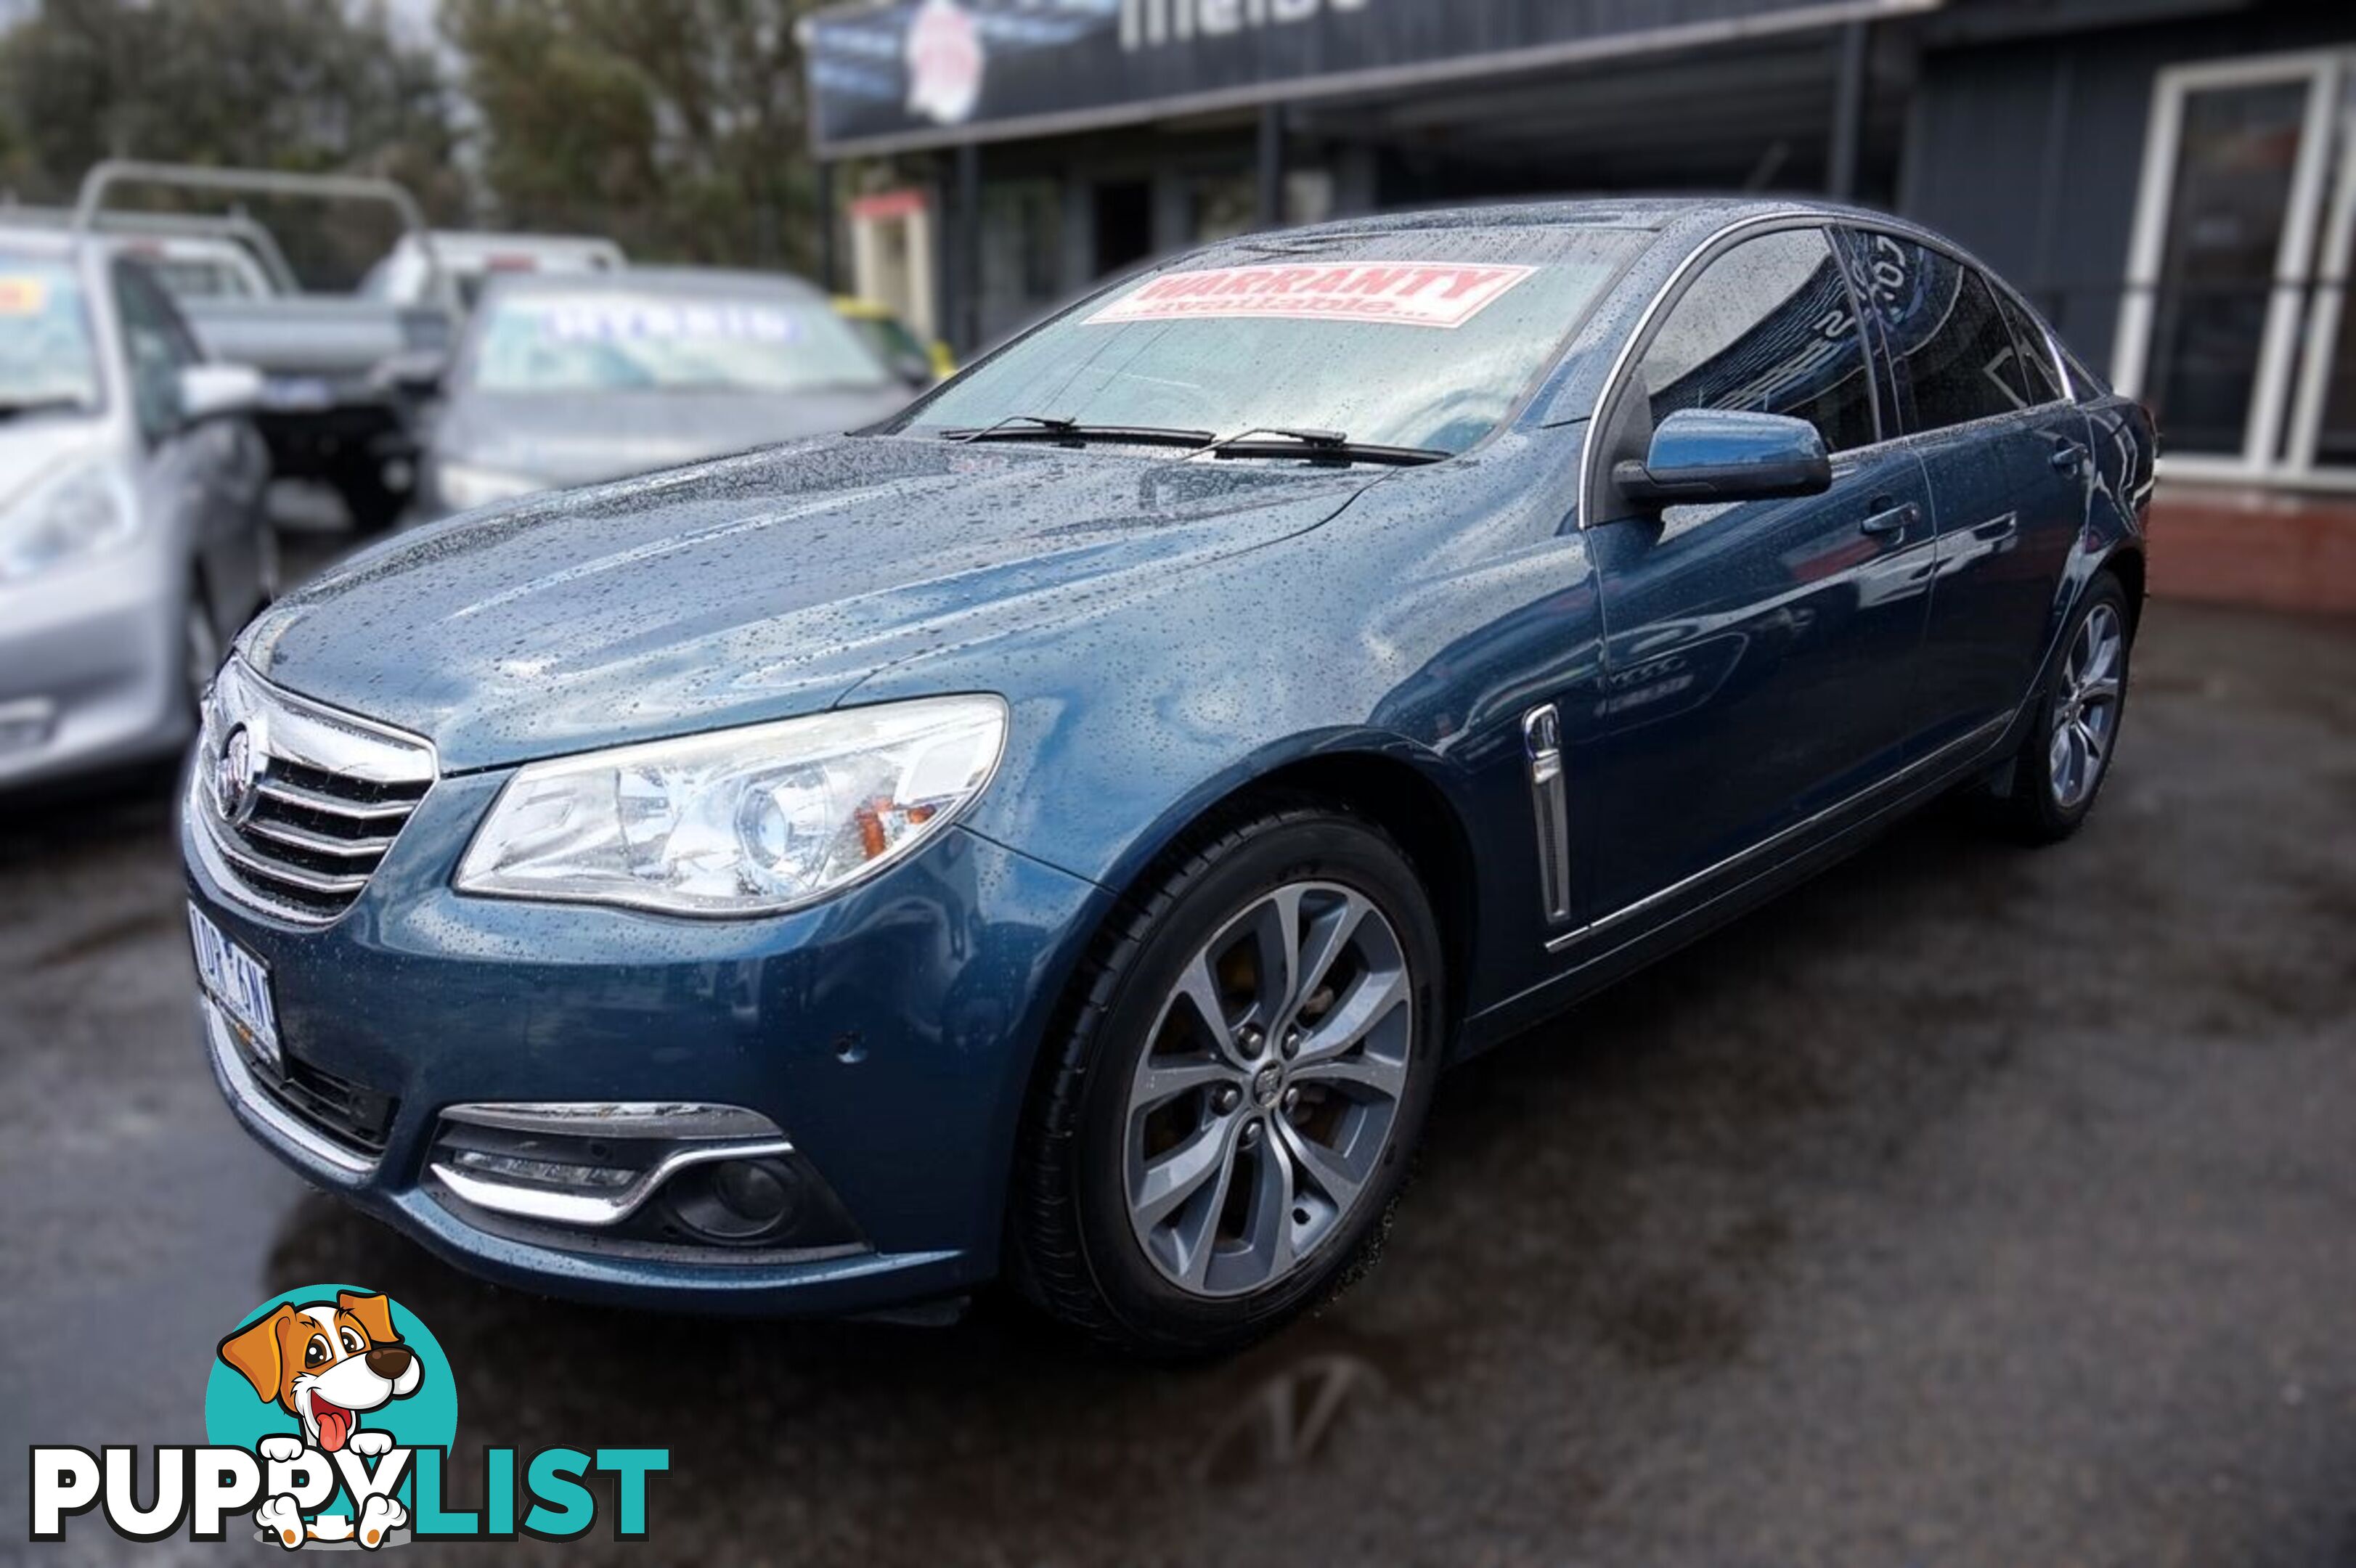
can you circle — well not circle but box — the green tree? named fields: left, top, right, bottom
left=0, top=0, right=464, bottom=285
left=0, top=0, right=462, bottom=198
left=443, top=0, right=828, bottom=273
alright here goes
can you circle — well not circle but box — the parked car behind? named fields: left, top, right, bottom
left=833, top=295, right=955, bottom=386
left=414, top=268, right=913, bottom=517
left=184, top=199, right=2152, bottom=1354
left=364, top=230, right=627, bottom=312
left=0, top=226, right=272, bottom=791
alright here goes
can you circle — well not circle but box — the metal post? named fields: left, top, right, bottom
left=956, top=142, right=982, bottom=353
left=1257, top=103, right=1285, bottom=230
left=1828, top=20, right=1869, bottom=201
left=817, top=160, right=838, bottom=294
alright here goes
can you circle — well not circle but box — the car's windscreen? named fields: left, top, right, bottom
left=0, top=258, right=101, bottom=414
left=902, top=227, right=1644, bottom=454
left=467, top=287, right=897, bottom=396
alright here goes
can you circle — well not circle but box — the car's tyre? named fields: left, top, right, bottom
left=1990, top=571, right=2133, bottom=845
left=184, top=582, right=222, bottom=712
left=1010, top=801, right=1446, bottom=1357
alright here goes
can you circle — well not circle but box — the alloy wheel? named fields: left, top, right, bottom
left=2048, top=600, right=2124, bottom=810
left=1122, top=881, right=1414, bottom=1299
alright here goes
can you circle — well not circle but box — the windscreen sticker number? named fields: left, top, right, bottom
left=0, top=277, right=49, bottom=314
left=1085, top=262, right=1538, bottom=330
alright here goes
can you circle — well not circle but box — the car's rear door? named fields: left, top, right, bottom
left=1835, top=228, right=2092, bottom=756
left=1576, top=223, right=1937, bottom=920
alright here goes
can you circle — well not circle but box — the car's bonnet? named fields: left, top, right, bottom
left=0, top=418, right=118, bottom=511
left=241, top=433, right=1376, bottom=772
left=433, top=386, right=914, bottom=491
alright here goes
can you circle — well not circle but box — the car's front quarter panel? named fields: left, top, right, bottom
left=850, top=430, right=1609, bottom=1023
left=181, top=757, right=1108, bottom=1312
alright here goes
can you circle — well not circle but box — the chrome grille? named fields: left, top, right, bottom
left=194, top=658, right=436, bottom=923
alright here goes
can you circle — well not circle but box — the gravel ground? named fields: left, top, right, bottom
left=2, top=596, right=2352, bottom=1567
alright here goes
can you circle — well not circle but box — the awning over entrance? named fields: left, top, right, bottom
left=805, top=0, right=1941, bottom=158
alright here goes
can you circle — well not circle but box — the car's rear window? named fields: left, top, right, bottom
left=902, top=227, right=1644, bottom=455
left=466, top=287, right=897, bottom=396
left=0, top=256, right=101, bottom=415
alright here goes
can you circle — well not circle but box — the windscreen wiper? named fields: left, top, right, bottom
left=947, top=414, right=1217, bottom=449
left=1199, top=426, right=1448, bottom=467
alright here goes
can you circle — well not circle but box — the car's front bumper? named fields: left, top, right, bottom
left=0, top=542, right=187, bottom=790
left=182, top=761, right=1107, bottom=1316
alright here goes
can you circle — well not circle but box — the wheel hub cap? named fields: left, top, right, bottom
left=1121, top=880, right=1414, bottom=1299
left=2049, top=601, right=2124, bottom=811
left=1252, top=1065, right=1282, bottom=1108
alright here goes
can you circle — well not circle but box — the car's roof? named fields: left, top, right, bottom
left=1271, top=194, right=1888, bottom=243
left=0, top=222, right=85, bottom=261
left=482, top=264, right=826, bottom=301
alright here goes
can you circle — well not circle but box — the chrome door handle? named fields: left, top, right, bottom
left=2050, top=442, right=2089, bottom=474
left=1859, top=501, right=1919, bottom=537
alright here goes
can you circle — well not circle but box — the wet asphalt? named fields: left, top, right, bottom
left=2, top=592, right=2352, bottom=1567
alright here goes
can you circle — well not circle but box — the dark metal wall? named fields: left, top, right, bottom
left=1899, top=2, right=2356, bottom=375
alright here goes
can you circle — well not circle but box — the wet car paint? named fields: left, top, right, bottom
left=185, top=197, right=2155, bottom=1316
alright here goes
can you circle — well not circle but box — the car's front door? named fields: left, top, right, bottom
left=1835, top=229, right=2091, bottom=755
left=1576, top=223, right=1938, bottom=921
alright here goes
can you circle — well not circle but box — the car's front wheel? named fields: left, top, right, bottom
left=1011, top=802, right=1445, bottom=1356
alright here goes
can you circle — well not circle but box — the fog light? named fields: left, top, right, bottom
left=663, top=1157, right=804, bottom=1244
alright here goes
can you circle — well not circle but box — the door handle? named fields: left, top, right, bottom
left=1859, top=500, right=1919, bottom=537
left=2050, top=442, right=2089, bottom=474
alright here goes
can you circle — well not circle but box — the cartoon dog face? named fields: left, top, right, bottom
left=218, top=1291, right=423, bottom=1453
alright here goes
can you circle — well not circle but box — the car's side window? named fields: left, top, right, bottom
left=1633, top=226, right=1880, bottom=455
left=113, top=260, right=198, bottom=442
left=1842, top=231, right=2030, bottom=432
left=1991, top=286, right=2068, bottom=406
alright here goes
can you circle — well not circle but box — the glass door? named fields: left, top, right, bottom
left=2116, top=52, right=2344, bottom=483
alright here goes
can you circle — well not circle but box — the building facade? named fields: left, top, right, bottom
left=804, top=0, right=2356, bottom=493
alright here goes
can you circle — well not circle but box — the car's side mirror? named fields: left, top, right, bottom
left=374, top=348, right=450, bottom=399
left=1612, top=409, right=1832, bottom=507
left=176, top=363, right=266, bottom=423
left=891, top=350, right=936, bottom=388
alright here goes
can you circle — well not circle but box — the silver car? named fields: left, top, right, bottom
left=414, top=267, right=912, bottom=517
left=0, top=227, right=273, bottom=790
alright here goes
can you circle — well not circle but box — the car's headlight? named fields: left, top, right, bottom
left=0, top=460, right=139, bottom=582
left=455, top=696, right=1009, bottom=916
left=436, top=460, right=542, bottom=513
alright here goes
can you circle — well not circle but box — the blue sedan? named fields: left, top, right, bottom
left=182, top=198, right=2153, bottom=1354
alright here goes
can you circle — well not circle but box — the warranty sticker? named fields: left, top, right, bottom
left=0, top=276, right=49, bottom=314
left=1086, top=261, right=1537, bottom=330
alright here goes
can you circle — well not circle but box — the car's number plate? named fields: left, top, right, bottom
left=188, top=904, right=281, bottom=1069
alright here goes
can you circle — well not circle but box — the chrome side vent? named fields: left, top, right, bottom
left=194, top=660, right=436, bottom=923
left=1523, top=704, right=1572, bottom=925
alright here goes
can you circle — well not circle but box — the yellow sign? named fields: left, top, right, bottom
left=0, top=276, right=49, bottom=314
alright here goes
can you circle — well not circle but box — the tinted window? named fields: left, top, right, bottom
left=1634, top=226, right=1878, bottom=453
left=114, top=261, right=199, bottom=440
left=1992, top=287, right=2067, bottom=405
left=907, top=228, right=1644, bottom=455
left=1843, top=232, right=2027, bottom=431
